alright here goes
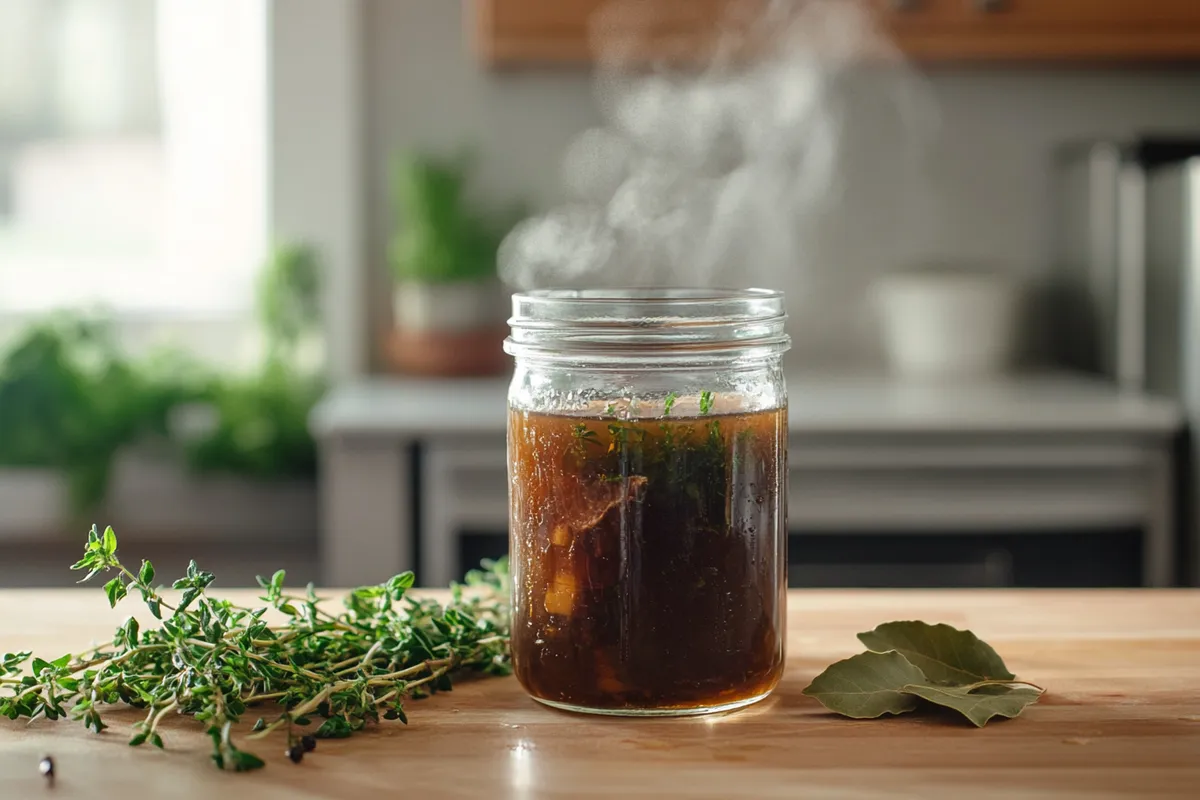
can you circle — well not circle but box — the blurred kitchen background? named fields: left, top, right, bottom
left=1, top=0, right=1198, bottom=589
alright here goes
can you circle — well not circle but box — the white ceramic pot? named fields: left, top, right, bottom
left=392, top=279, right=506, bottom=334
left=0, top=454, right=318, bottom=544
left=104, top=450, right=318, bottom=543
left=875, top=269, right=1020, bottom=378
left=0, top=469, right=68, bottom=539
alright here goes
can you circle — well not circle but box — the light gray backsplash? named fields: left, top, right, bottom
left=364, top=0, right=1200, bottom=369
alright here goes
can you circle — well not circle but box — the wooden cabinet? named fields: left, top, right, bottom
left=886, top=0, right=1200, bottom=61
left=473, top=0, right=1200, bottom=66
left=473, top=0, right=743, bottom=65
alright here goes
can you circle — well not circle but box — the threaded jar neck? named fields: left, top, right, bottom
left=504, top=288, right=790, bottom=366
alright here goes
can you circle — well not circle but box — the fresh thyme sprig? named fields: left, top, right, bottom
left=0, top=526, right=510, bottom=771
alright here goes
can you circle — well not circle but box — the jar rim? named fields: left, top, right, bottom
left=506, top=286, right=790, bottom=363
left=510, top=287, right=783, bottom=317
left=514, top=286, right=784, bottom=301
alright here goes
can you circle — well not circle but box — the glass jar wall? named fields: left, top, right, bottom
left=504, top=288, right=790, bottom=716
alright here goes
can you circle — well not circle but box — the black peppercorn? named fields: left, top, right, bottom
left=300, top=734, right=316, bottom=752
left=286, top=744, right=304, bottom=764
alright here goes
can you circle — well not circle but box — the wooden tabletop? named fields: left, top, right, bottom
left=1, top=589, right=1198, bottom=798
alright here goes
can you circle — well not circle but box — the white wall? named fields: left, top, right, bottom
left=269, top=0, right=365, bottom=382
left=364, top=0, right=1200, bottom=368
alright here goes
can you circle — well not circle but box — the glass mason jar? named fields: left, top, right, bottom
left=504, top=288, right=790, bottom=716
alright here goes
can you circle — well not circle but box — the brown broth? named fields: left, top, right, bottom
left=508, top=406, right=787, bottom=712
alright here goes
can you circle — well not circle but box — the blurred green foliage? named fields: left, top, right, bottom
left=0, top=244, right=325, bottom=515
left=387, top=151, right=523, bottom=284
left=258, top=241, right=321, bottom=361
left=0, top=317, right=167, bottom=512
left=183, top=363, right=322, bottom=480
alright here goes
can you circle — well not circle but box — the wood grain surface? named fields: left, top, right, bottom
left=1, top=589, right=1198, bottom=798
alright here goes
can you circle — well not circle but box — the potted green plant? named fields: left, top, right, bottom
left=385, top=151, right=520, bottom=376
left=105, top=358, right=322, bottom=545
left=105, top=242, right=324, bottom=544
left=0, top=245, right=326, bottom=545
left=0, top=316, right=155, bottom=538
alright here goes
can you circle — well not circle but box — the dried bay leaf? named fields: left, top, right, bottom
left=802, top=650, right=928, bottom=719
left=806, top=620, right=1043, bottom=727
left=901, top=682, right=1044, bottom=727
left=857, top=621, right=1015, bottom=685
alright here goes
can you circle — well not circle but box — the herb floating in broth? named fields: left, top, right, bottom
left=663, top=392, right=678, bottom=416
left=0, top=526, right=510, bottom=771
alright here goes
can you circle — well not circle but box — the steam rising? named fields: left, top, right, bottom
left=500, top=0, right=934, bottom=291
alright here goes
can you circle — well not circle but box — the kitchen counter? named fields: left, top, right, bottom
left=310, top=372, right=1185, bottom=588
left=311, top=371, right=1181, bottom=437
left=1, top=589, right=1197, bottom=798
